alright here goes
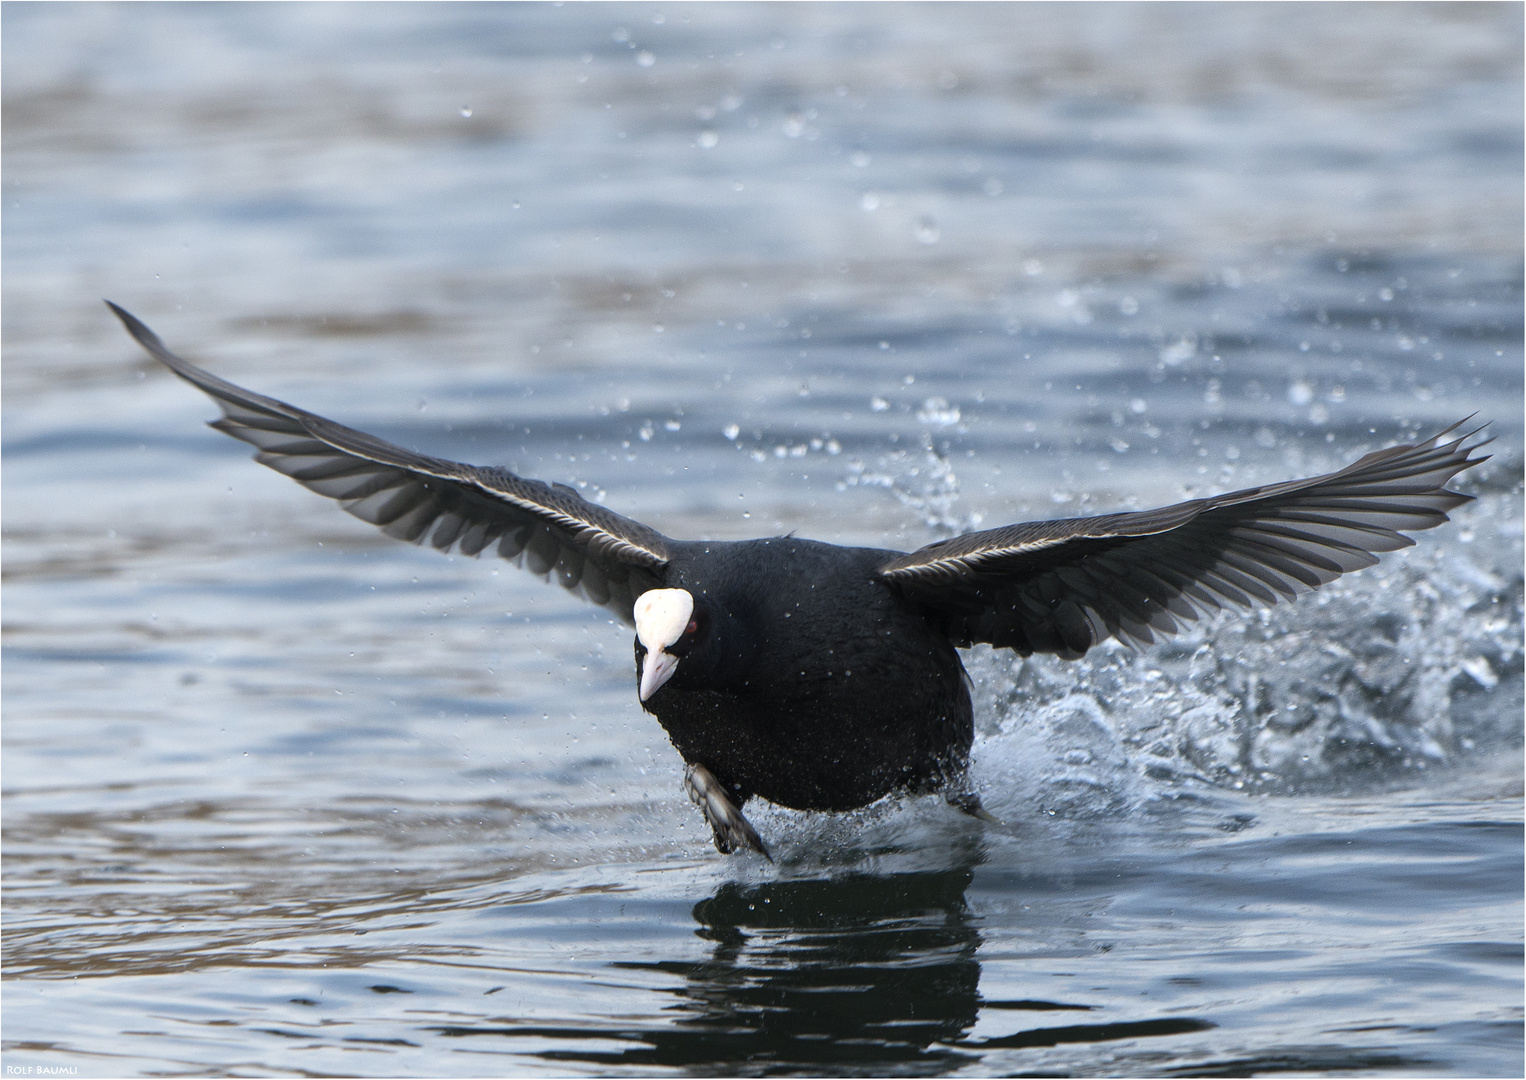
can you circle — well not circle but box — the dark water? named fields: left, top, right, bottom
left=4, top=4, right=1522, bottom=1076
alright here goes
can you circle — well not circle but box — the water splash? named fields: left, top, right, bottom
left=840, top=399, right=978, bottom=536
left=967, top=487, right=1522, bottom=814
left=842, top=433, right=971, bottom=536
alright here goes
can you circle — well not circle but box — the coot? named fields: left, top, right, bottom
left=109, top=302, right=1486, bottom=858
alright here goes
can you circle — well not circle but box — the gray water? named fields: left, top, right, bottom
left=3, top=4, right=1522, bottom=1076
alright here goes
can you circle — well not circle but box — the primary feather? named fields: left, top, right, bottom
left=879, top=423, right=1487, bottom=656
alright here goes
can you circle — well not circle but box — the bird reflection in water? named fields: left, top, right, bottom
left=585, top=863, right=983, bottom=1071
left=430, top=850, right=1216, bottom=1068
left=525, top=859, right=1214, bottom=1069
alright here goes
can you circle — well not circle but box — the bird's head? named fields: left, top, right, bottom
left=634, top=588, right=703, bottom=701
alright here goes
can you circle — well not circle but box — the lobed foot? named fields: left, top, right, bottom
left=684, top=763, right=772, bottom=861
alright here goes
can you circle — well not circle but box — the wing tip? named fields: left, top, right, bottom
left=105, top=299, right=164, bottom=352
left=1423, top=414, right=1492, bottom=463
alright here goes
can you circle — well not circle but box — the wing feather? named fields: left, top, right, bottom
left=880, top=423, right=1487, bottom=658
left=110, top=301, right=670, bottom=624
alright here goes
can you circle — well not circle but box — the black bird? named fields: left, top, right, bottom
left=109, top=302, right=1486, bottom=859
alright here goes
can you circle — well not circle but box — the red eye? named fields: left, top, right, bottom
left=686, top=619, right=699, bottom=635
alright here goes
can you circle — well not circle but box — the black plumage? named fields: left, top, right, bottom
left=109, top=302, right=1487, bottom=858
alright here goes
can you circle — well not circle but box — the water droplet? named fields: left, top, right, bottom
left=850, top=151, right=870, bottom=167
left=916, top=397, right=960, bottom=426
left=697, top=130, right=719, bottom=149
left=1159, top=335, right=1196, bottom=366
left=723, top=424, right=740, bottom=440
left=914, top=217, right=940, bottom=244
left=1288, top=380, right=1314, bottom=406
left=859, top=191, right=881, bottom=212
left=636, top=51, right=655, bottom=67
left=460, top=106, right=473, bottom=118
left=870, top=396, right=890, bottom=412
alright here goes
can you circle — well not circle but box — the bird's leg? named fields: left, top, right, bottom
left=684, top=763, right=772, bottom=861
left=944, top=788, right=1002, bottom=824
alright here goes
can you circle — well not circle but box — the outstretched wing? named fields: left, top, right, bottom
left=879, top=423, right=1488, bottom=658
left=110, top=301, right=670, bottom=623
